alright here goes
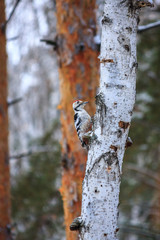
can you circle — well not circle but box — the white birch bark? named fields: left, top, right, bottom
left=79, top=1, right=140, bottom=239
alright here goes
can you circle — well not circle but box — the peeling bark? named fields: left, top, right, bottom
left=0, top=1, right=11, bottom=240
left=56, top=1, right=99, bottom=239
left=80, top=1, right=140, bottom=239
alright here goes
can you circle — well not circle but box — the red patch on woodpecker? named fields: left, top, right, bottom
left=73, top=100, right=80, bottom=103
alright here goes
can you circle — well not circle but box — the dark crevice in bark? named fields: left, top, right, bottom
left=61, top=153, right=75, bottom=170
left=95, top=92, right=107, bottom=134
left=105, top=83, right=126, bottom=90
left=117, top=34, right=131, bottom=53
left=75, top=42, right=85, bottom=54
left=101, top=16, right=113, bottom=25
left=87, top=151, right=119, bottom=176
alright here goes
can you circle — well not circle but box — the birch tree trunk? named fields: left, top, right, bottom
left=79, top=1, right=141, bottom=239
left=0, top=1, right=11, bottom=240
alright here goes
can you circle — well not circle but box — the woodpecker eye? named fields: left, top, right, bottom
left=77, top=101, right=79, bottom=104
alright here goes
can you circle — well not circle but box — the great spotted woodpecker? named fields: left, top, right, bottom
left=72, top=100, right=92, bottom=148
left=73, top=100, right=133, bottom=149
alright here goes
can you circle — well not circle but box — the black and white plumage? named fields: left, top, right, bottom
left=73, top=100, right=92, bottom=147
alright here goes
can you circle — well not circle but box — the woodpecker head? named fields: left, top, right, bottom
left=72, top=100, right=88, bottom=112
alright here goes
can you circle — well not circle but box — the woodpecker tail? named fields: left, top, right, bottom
left=81, top=139, right=90, bottom=151
left=82, top=141, right=87, bottom=148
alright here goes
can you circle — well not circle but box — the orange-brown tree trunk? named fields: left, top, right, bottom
left=0, top=1, right=11, bottom=240
left=56, top=1, right=99, bottom=239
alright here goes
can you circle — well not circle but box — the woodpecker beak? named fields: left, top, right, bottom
left=83, top=101, right=89, bottom=105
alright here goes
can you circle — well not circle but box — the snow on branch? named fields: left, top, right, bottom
left=7, top=35, right=19, bottom=41
left=138, top=20, right=160, bottom=33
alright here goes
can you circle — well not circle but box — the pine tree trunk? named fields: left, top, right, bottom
left=80, top=1, right=140, bottom=239
left=0, top=1, right=11, bottom=240
left=56, top=1, right=99, bottom=239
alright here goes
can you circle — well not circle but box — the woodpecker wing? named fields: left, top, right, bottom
left=74, top=113, right=82, bottom=139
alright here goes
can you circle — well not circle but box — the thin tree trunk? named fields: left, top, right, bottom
left=56, top=1, right=99, bottom=239
left=80, top=1, right=141, bottom=239
left=151, top=146, right=160, bottom=230
left=0, top=1, right=11, bottom=240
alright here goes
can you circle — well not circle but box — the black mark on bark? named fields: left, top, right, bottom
left=75, top=42, right=85, bottom=54
left=94, top=187, right=99, bottom=193
left=117, top=34, right=130, bottom=52
left=126, top=27, right=132, bottom=33
left=117, top=129, right=123, bottom=138
left=105, top=83, right=126, bottom=89
left=102, top=16, right=112, bottom=25
left=61, top=153, right=75, bottom=170
left=124, top=44, right=130, bottom=51
left=131, top=61, right=138, bottom=72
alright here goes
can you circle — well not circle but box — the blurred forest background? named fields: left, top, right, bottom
left=1, top=0, right=160, bottom=239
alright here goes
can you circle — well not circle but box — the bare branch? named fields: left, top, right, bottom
left=9, top=151, right=33, bottom=160
left=7, top=35, right=19, bottom=41
left=89, top=19, right=160, bottom=49
left=1, top=0, right=21, bottom=33
left=9, top=146, right=56, bottom=160
left=7, top=97, right=23, bottom=107
left=120, top=225, right=160, bottom=238
left=40, top=38, right=58, bottom=50
left=70, top=217, right=83, bottom=231
left=138, top=20, right=160, bottom=33
left=126, top=163, right=160, bottom=184
left=139, top=177, right=160, bottom=190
